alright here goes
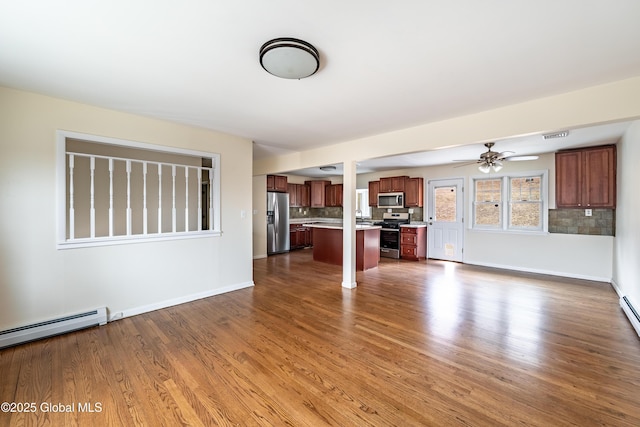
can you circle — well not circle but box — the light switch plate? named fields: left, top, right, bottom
left=585, top=209, right=592, bottom=217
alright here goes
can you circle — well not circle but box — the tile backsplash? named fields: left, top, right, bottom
left=290, top=206, right=612, bottom=234
left=548, top=209, right=615, bottom=236
left=289, top=206, right=424, bottom=221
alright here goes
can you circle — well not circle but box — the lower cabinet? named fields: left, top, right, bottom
left=290, top=224, right=313, bottom=249
left=400, top=226, right=426, bottom=260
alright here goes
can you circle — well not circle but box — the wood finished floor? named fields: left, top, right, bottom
left=2, top=250, right=640, bottom=426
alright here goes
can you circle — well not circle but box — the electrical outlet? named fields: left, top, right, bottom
left=585, top=209, right=592, bottom=217
left=408, top=208, right=414, bottom=214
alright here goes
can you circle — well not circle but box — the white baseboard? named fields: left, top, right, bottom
left=253, top=254, right=267, bottom=259
left=610, top=279, right=624, bottom=298
left=465, top=261, right=611, bottom=283
left=108, top=281, right=254, bottom=322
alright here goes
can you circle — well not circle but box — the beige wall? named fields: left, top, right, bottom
left=0, top=86, right=254, bottom=330
left=254, top=76, right=640, bottom=175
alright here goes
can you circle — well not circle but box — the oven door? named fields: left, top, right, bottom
left=380, top=228, right=400, bottom=259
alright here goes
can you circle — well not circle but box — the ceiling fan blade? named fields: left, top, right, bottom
left=452, top=161, right=479, bottom=168
left=496, top=151, right=515, bottom=159
left=503, top=155, right=539, bottom=161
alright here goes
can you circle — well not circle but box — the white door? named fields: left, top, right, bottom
left=427, top=178, right=464, bottom=262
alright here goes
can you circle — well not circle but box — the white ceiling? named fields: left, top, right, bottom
left=2, top=1, right=640, bottom=172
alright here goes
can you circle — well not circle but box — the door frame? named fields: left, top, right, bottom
left=427, top=177, right=465, bottom=262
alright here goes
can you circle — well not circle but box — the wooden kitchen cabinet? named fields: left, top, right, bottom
left=287, top=183, right=298, bottom=207
left=305, top=180, right=331, bottom=207
left=290, top=224, right=298, bottom=248
left=400, top=226, right=426, bottom=261
left=305, top=227, right=313, bottom=247
left=368, top=181, right=379, bottom=207
left=290, top=224, right=313, bottom=249
left=325, top=184, right=343, bottom=207
left=287, top=183, right=311, bottom=208
left=556, top=145, right=616, bottom=208
left=379, top=176, right=408, bottom=193
left=299, top=183, right=310, bottom=207
left=404, top=177, right=424, bottom=207
left=267, top=175, right=288, bottom=192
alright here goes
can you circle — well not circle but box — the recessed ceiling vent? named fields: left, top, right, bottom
left=543, top=130, right=569, bottom=139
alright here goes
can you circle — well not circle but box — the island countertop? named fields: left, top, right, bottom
left=303, top=222, right=382, bottom=230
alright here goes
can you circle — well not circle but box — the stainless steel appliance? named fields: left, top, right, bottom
left=267, top=192, right=290, bottom=255
left=374, top=213, right=410, bottom=259
left=378, top=192, right=405, bottom=209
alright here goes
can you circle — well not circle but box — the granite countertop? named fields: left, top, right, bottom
left=290, top=217, right=342, bottom=224
left=400, top=222, right=428, bottom=228
left=303, top=222, right=382, bottom=230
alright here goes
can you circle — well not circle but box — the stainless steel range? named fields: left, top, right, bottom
left=374, top=213, right=410, bottom=259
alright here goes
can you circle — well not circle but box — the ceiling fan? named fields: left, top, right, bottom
left=454, top=142, right=539, bottom=173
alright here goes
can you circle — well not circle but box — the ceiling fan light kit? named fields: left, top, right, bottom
left=259, top=38, right=320, bottom=79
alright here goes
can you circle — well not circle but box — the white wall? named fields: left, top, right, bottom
left=0, top=86, right=254, bottom=330
left=613, top=122, right=640, bottom=307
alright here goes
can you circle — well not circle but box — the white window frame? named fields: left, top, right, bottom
left=356, top=189, right=371, bottom=219
left=56, top=130, right=221, bottom=249
left=470, top=170, right=548, bottom=234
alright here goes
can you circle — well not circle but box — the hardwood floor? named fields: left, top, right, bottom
left=2, top=250, right=640, bottom=426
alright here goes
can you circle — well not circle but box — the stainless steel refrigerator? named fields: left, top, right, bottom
left=267, top=192, right=290, bottom=255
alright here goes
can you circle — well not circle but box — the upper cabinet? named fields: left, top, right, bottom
left=369, top=176, right=423, bottom=207
left=404, top=177, right=424, bottom=208
left=305, top=180, right=331, bottom=207
left=267, top=175, right=288, bottom=192
left=379, top=176, right=408, bottom=193
left=288, top=183, right=310, bottom=208
left=556, top=145, right=616, bottom=209
left=368, top=181, right=380, bottom=207
left=325, top=184, right=343, bottom=207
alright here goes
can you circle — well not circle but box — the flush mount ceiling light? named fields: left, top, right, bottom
left=260, top=38, right=320, bottom=79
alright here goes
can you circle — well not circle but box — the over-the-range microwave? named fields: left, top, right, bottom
left=378, top=192, right=404, bottom=209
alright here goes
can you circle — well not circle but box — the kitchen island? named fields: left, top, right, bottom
left=304, top=223, right=381, bottom=271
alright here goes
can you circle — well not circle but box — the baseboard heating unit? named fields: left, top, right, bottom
left=620, top=296, right=640, bottom=338
left=0, top=307, right=107, bottom=349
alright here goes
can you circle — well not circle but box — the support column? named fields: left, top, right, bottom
left=342, top=160, right=357, bottom=289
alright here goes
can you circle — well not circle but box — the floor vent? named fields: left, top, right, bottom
left=621, top=296, right=640, bottom=338
left=0, top=307, right=107, bottom=349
